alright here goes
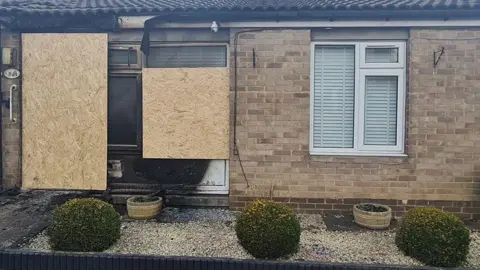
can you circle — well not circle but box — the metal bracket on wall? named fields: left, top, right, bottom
left=433, top=47, right=445, bottom=68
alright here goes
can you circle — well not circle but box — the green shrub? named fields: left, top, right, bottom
left=47, top=198, right=121, bottom=252
left=395, top=207, right=470, bottom=267
left=235, top=200, right=301, bottom=259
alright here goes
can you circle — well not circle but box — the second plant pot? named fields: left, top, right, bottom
left=353, top=203, right=392, bottom=229
left=126, top=196, right=162, bottom=220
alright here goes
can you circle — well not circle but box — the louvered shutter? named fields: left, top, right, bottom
left=148, top=46, right=227, bottom=68
left=364, top=76, right=398, bottom=145
left=312, top=45, right=355, bottom=148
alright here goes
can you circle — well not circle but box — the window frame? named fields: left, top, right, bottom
left=146, top=43, right=230, bottom=68
left=309, top=41, right=406, bottom=157
left=359, top=42, right=406, bottom=69
left=107, top=72, right=143, bottom=152
left=358, top=68, right=405, bottom=154
left=108, top=45, right=142, bottom=70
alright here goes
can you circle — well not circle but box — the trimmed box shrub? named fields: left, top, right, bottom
left=47, top=198, right=121, bottom=252
left=235, top=200, right=301, bottom=259
left=395, top=207, right=470, bottom=267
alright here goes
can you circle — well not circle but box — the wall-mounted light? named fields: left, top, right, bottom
left=2, top=47, right=16, bottom=66
left=211, top=21, right=219, bottom=33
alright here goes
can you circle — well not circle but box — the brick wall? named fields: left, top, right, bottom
left=2, top=28, right=479, bottom=218
left=228, top=28, right=480, bottom=218
left=1, top=30, right=21, bottom=190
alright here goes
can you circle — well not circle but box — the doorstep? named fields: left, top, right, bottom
left=109, top=194, right=229, bottom=208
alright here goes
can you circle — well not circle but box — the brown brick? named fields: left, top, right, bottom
left=315, top=204, right=333, bottom=210
left=298, top=203, right=315, bottom=209
left=399, top=176, right=417, bottom=181
left=289, top=198, right=307, bottom=203
left=432, top=201, right=454, bottom=207
left=222, top=29, right=480, bottom=211
left=325, top=199, right=343, bottom=204
left=462, top=207, right=480, bottom=214
left=442, top=207, right=462, bottom=213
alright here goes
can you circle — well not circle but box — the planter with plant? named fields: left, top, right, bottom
left=127, top=195, right=162, bottom=220
left=353, top=203, right=392, bottom=229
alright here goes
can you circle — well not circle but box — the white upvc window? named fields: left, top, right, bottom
left=309, top=41, right=406, bottom=156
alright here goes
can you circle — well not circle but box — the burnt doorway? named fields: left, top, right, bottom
left=107, top=72, right=209, bottom=189
left=106, top=45, right=216, bottom=192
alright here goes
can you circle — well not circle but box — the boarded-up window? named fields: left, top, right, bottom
left=22, top=34, right=108, bottom=190
left=142, top=68, right=229, bottom=159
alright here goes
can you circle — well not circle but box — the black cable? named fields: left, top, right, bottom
left=235, top=144, right=250, bottom=188
left=232, top=29, right=269, bottom=188
left=233, top=29, right=266, bottom=155
left=233, top=28, right=293, bottom=188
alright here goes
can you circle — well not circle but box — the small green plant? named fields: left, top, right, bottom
left=131, top=196, right=158, bottom=203
left=47, top=198, right=121, bottom=252
left=235, top=200, right=301, bottom=259
left=395, top=207, right=470, bottom=267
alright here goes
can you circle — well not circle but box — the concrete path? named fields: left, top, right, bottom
left=0, top=190, right=80, bottom=248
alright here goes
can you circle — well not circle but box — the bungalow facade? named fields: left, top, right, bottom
left=0, top=0, right=480, bottom=218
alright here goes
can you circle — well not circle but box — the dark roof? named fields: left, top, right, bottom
left=1, top=0, right=479, bottom=15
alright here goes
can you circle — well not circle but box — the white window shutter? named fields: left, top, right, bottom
left=364, top=76, right=398, bottom=145
left=312, top=45, right=355, bottom=148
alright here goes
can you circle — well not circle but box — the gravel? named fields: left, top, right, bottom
left=24, top=208, right=480, bottom=268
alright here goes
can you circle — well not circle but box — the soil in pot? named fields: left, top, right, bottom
left=356, top=204, right=388, bottom=212
left=127, top=196, right=162, bottom=220
left=131, top=196, right=158, bottom=203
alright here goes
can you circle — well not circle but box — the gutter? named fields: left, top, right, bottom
left=122, top=9, right=480, bottom=29
left=138, top=9, right=480, bottom=55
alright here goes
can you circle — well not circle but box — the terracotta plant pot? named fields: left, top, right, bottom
left=353, top=203, right=392, bottom=229
left=126, top=196, right=162, bottom=220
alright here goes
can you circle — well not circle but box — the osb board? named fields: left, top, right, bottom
left=22, top=33, right=108, bottom=190
left=143, top=68, right=229, bottom=159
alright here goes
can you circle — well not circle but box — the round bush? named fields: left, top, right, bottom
left=47, top=198, right=121, bottom=252
left=395, top=207, right=470, bottom=267
left=235, top=200, right=301, bottom=259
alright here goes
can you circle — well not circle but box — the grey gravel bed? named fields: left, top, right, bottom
left=24, top=208, right=480, bottom=268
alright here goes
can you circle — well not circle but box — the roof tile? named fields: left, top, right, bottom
left=0, top=0, right=479, bottom=15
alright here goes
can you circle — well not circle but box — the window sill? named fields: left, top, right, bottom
left=309, top=151, right=407, bottom=157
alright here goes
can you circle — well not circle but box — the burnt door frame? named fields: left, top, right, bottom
left=107, top=72, right=142, bottom=153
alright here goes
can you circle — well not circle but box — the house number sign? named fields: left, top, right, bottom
left=3, top=68, right=20, bottom=79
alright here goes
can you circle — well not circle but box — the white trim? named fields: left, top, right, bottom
left=359, top=42, right=406, bottom=69
left=119, top=16, right=480, bottom=28
left=310, top=41, right=406, bottom=157
left=358, top=69, right=405, bottom=153
left=309, top=42, right=359, bottom=154
left=309, top=150, right=407, bottom=157
left=194, top=160, right=229, bottom=195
